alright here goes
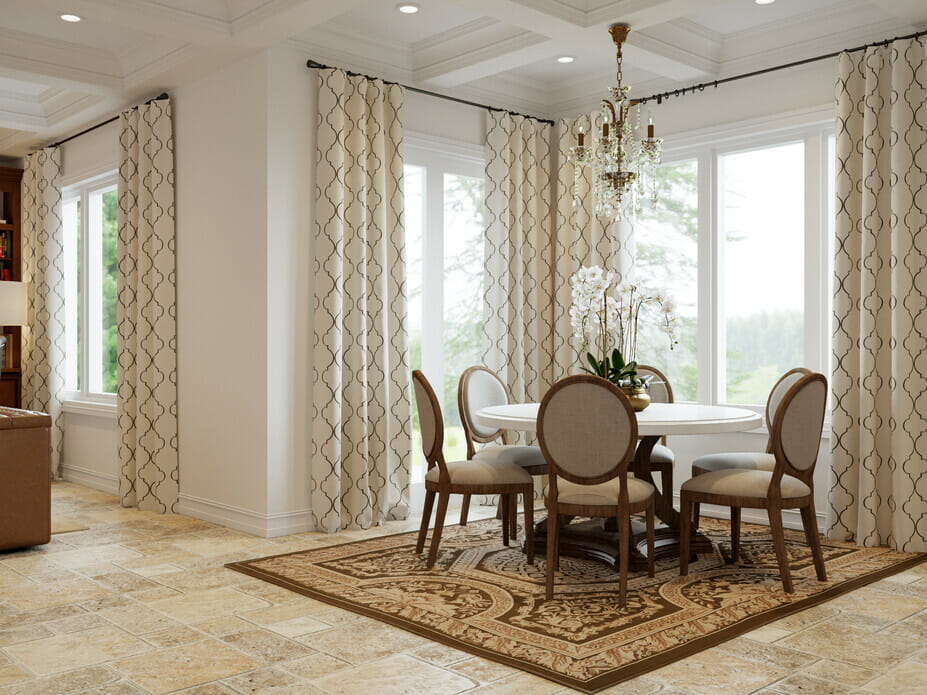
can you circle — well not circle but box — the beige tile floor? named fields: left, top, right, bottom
left=1, top=482, right=925, bottom=695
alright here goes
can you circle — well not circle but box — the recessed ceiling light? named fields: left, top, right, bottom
left=557, top=55, right=575, bottom=64
left=397, top=3, right=419, bottom=13
left=755, top=0, right=775, bottom=5
left=60, top=13, right=81, bottom=22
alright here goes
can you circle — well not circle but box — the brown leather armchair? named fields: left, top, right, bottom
left=0, top=407, right=52, bottom=551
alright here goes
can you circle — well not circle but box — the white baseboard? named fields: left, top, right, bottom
left=61, top=464, right=119, bottom=496
left=673, top=493, right=826, bottom=533
left=176, top=493, right=314, bottom=538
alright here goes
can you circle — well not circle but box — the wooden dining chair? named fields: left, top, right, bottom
left=412, top=370, right=535, bottom=569
left=537, top=375, right=655, bottom=604
left=689, top=367, right=811, bottom=527
left=680, top=372, right=828, bottom=593
left=457, top=366, right=547, bottom=530
left=635, top=364, right=675, bottom=496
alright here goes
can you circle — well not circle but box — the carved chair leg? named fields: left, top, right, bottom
left=523, top=489, right=535, bottom=565
left=426, top=492, right=450, bottom=569
left=416, top=489, right=435, bottom=554
left=618, top=510, right=630, bottom=608
left=730, top=506, right=741, bottom=563
left=546, top=504, right=559, bottom=600
left=459, top=494, right=471, bottom=526
left=646, top=498, right=656, bottom=578
left=767, top=504, right=793, bottom=593
left=501, top=495, right=510, bottom=546
left=680, top=494, right=691, bottom=576
left=800, top=502, right=827, bottom=581
left=692, top=502, right=701, bottom=531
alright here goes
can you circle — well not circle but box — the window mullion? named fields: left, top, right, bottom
left=804, top=131, right=824, bottom=373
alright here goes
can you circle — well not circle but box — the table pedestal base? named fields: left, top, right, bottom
left=524, top=517, right=713, bottom=571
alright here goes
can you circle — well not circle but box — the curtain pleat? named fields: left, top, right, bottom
left=828, top=38, right=927, bottom=551
left=312, top=68, right=410, bottom=533
left=483, top=112, right=554, bottom=404
left=117, top=97, right=179, bottom=513
left=21, top=146, right=65, bottom=478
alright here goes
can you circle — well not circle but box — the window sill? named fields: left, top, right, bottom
left=62, top=399, right=117, bottom=418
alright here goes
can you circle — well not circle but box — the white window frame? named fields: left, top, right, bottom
left=658, top=108, right=834, bottom=429
left=61, top=171, right=118, bottom=409
left=404, top=133, right=485, bottom=508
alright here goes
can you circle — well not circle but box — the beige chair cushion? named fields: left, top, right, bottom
left=692, top=452, right=776, bottom=474
left=473, top=444, right=546, bottom=470
left=643, top=442, right=674, bottom=466
left=545, top=476, right=654, bottom=507
left=425, top=459, right=532, bottom=486
left=682, top=469, right=811, bottom=499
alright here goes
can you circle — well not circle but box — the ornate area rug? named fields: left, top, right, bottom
left=227, top=517, right=926, bottom=693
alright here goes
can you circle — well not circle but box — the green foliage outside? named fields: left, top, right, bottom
left=101, top=190, right=118, bottom=394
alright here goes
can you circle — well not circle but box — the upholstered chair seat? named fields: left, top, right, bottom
left=647, top=443, right=675, bottom=466
left=426, top=459, right=533, bottom=486
left=682, top=469, right=811, bottom=499
left=473, top=444, right=547, bottom=469
left=545, top=476, right=655, bottom=507
left=691, top=452, right=775, bottom=475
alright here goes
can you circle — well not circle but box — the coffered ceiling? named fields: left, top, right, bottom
left=1, top=0, right=925, bottom=157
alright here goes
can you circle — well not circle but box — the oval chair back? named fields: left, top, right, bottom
left=412, top=370, right=447, bottom=478
left=765, top=367, right=812, bottom=452
left=458, top=366, right=509, bottom=459
left=537, top=375, right=638, bottom=487
left=770, top=372, right=828, bottom=489
left=637, top=364, right=672, bottom=445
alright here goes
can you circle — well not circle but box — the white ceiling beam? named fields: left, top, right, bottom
left=0, top=29, right=123, bottom=96
left=869, top=0, right=926, bottom=29
left=230, top=0, right=368, bottom=47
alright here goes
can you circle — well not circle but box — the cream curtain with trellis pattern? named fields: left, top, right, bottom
left=312, top=68, right=410, bottom=533
left=21, top=146, right=65, bottom=478
left=483, top=112, right=554, bottom=405
left=553, top=113, right=635, bottom=380
left=829, top=38, right=927, bottom=552
left=117, top=97, right=178, bottom=513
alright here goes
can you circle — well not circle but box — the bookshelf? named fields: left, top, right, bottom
left=0, top=166, right=22, bottom=408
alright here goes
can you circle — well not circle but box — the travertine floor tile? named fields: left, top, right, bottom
left=779, top=623, right=916, bottom=669
left=0, top=666, right=30, bottom=687
left=146, top=588, right=270, bottom=624
left=802, top=658, right=877, bottom=687
left=649, top=647, right=790, bottom=695
left=279, top=653, right=351, bottom=680
left=861, top=660, right=927, bottom=695
left=4, top=625, right=151, bottom=676
left=448, top=656, right=516, bottom=683
left=1, top=577, right=111, bottom=612
left=465, top=671, right=562, bottom=694
left=309, top=654, right=475, bottom=695
left=219, top=628, right=315, bottom=663
left=111, top=639, right=261, bottom=694
left=0, top=664, right=120, bottom=694
left=767, top=672, right=850, bottom=695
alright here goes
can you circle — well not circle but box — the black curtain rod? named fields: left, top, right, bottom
left=306, top=60, right=554, bottom=125
left=636, top=28, right=927, bottom=106
left=50, top=93, right=170, bottom=149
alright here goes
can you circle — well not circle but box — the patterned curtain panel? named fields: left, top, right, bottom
left=483, top=112, right=554, bottom=405
left=21, top=147, right=65, bottom=478
left=117, top=97, right=179, bottom=513
left=829, top=38, right=927, bottom=552
left=312, top=68, right=410, bottom=533
left=553, top=114, right=634, bottom=380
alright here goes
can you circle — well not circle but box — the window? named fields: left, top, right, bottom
left=404, top=139, right=485, bottom=482
left=642, top=119, right=834, bottom=411
left=62, top=174, right=118, bottom=401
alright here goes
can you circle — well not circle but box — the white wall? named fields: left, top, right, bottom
left=174, top=51, right=272, bottom=529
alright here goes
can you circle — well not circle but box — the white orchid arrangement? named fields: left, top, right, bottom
left=570, top=265, right=678, bottom=386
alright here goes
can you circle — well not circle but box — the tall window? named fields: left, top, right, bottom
left=641, top=120, right=834, bottom=411
left=635, top=159, right=699, bottom=400
left=405, top=140, right=485, bottom=481
left=62, top=174, right=118, bottom=401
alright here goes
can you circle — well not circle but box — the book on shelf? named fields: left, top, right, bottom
left=0, top=269, right=10, bottom=281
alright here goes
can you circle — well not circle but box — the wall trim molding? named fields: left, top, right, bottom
left=62, top=399, right=117, bottom=418
left=61, top=464, right=118, bottom=495
left=177, top=493, right=313, bottom=538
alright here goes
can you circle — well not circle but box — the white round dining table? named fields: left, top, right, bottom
left=473, top=401, right=763, bottom=568
left=475, top=402, right=762, bottom=437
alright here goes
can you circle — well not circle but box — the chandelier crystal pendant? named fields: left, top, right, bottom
left=569, top=24, right=663, bottom=220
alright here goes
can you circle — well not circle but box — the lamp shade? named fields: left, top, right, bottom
left=0, top=281, right=28, bottom=326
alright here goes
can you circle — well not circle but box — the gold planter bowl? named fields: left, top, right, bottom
left=621, top=385, right=651, bottom=412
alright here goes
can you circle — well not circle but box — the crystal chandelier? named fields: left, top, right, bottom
left=569, top=24, right=663, bottom=220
